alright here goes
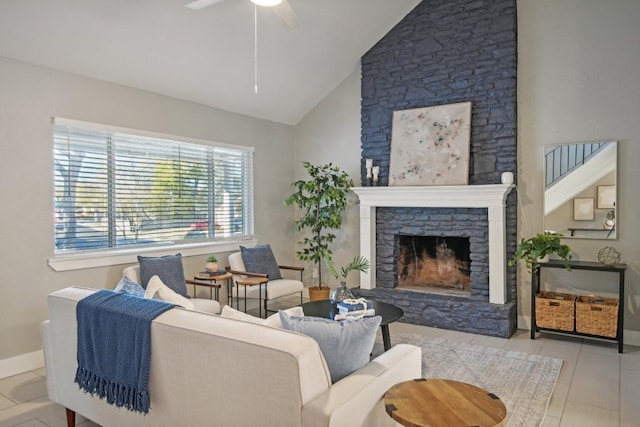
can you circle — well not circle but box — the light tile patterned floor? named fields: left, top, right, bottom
left=1, top=295, right=638, bottom=426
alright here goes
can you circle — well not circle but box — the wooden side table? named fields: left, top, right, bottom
left=192, top=272, right=233, bottom=303
left=384, top=378, right=507, bottom=427
left=235, top=276, right=269, bottom=318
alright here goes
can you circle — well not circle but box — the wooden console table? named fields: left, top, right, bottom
left=531, top=259, right=626, bottom=353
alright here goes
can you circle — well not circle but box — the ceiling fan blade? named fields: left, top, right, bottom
left=184, top=0, right=227, bottom=10
left=272, top=0, right=299, bottom=30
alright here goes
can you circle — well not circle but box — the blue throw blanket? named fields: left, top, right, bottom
left=75, top=290, right=174, bottom=414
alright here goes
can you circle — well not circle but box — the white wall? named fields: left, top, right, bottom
left=291, top=67, right=363, bottom=288
left=518, top=0, right=640, bottom=337
left=0, top=57, right=295, bottom=366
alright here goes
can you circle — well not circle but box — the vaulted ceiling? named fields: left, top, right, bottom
left=0, top=0, right=421, bottom=125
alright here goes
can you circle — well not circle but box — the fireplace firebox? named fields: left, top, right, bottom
left=397, top=235, right=471, bottom=295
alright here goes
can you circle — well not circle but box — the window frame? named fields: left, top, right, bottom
left=48, top=117, right=256, bottom=272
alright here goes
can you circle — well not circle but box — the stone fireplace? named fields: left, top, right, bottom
left=354, top=0, right=518, bottom=337
left=352, top=185, right=516, bottom=337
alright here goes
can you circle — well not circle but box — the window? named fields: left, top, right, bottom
left=53, top=118, right=254, bottom=254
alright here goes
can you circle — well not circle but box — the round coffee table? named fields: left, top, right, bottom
left=384, top=378, right=507, bottom=427
left=301, top=299, right=403, bottom=351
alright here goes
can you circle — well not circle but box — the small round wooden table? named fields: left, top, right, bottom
left=384, top=378, right=507, bottom=427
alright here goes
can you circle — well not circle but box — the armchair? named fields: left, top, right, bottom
left=227, top=251, right=304, bottom=317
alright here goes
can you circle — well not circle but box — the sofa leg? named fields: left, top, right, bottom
left=65, top=407, right=75, bottom=427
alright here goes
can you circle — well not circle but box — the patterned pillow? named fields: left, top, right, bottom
left=279, top=312, right=381, bottom=383
left=138, top=254, right=188, bottom=297
left=240, top=244, right=282, bottom=280
left=114, top=276, right=145, bottom=298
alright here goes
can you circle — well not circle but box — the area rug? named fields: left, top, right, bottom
left=374, top=332, right=563, bottom=427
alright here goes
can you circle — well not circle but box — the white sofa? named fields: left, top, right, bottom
left=42, top=287, right=422, bottom=427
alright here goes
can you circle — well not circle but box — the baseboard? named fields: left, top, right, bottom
left=0, top=350, right=44, bottom=379
left=518, top=314, right=640, bottom=347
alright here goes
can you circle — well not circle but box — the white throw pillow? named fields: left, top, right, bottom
left=221, top=305, right=305, bottom=328
left=221, top=305, right=264, bottom=324
left=144, top=275, right=194, bottom=310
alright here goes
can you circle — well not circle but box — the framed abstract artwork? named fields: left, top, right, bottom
left=573, top=198, right=594, bottom=221
left=597, top=185, right=616, bottom=209
left=389, top=102, right=471, bottom=186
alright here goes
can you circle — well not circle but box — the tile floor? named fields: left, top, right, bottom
left=1, top=296, right=638, bottom=426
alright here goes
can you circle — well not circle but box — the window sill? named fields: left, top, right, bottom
left=48, top=238, right=258, bottom=272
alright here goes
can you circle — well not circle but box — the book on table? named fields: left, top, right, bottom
left=336, top=300, right=373, bottom=312
left=335, top=308, right=376, bottom=320
left=199, top=270, right=227, bottom=276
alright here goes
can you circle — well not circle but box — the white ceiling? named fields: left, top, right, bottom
left=0, top=0, right=421, bottom=125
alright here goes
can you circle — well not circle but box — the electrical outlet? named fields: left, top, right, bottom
left=312, top=267, right=318, bottom=278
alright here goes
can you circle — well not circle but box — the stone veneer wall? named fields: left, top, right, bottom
left=355, top=0, right=518, bottom=337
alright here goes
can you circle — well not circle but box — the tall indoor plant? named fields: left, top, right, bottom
left=284, top=161, right=353, bottom=299
left=508, top=231, right=572, bottom=273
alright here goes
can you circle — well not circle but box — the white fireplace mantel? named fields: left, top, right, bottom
left=351, top=184, right=515, bottom=304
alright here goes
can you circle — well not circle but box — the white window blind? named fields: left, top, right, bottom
left=53, top=118, right=254, bottom=253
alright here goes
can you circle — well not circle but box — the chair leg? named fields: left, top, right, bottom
left=66, top=408, right=76, bottom=427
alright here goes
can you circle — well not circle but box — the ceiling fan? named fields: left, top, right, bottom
left=184, top=0, right=299, bottom=30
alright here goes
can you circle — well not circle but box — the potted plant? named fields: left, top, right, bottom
left=205, top=255, right=219, bottom=273
left=604, top=207, right=615, bottom=230
left=508, top=231, right=572, bottom=273
left=284, top=161, right=353, bottom=301
left=325, top=255, right=370, bottom=303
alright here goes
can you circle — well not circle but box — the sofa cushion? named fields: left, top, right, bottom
left=279, top=312, right=382, bottom=383
left=221, top=305, right=305, bottom=328
left=138, top=254, right=187, bottom=297
left=144, top=275, right=194, bottom=310
left=240, top=244, right=282, bottom=280
left=114, top=276, right=145, bottom=298
left=221, top=305, right=265, bottom=324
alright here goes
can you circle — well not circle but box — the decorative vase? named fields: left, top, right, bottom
left=501, top=172, right=514, bottom=185
left=330, top=281, right=355, bottom=304
left=603, top=219, right=615, bottom=230
left=205, top=262, right=219, bottom=273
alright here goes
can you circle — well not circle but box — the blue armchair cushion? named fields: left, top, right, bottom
left=137, top=254, right=188, bottom=297
left=240, top=244, right=282, bottom=280
left=279, top=312, right=382, bottom=383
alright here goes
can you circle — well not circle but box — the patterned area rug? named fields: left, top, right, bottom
left=374, top=333, right=563, bottom=427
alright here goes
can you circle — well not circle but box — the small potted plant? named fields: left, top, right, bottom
left=324, top=255, right=370, bottom=303
left=508, top=231, right=572, bottom=273
left=205, top=255, right=219, bottom=273
left=604, top=208, right=615, bottom=230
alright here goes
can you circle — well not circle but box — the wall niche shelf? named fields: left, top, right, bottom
left=531, top=259, right=626, bottom=353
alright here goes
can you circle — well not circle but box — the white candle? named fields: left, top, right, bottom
left=365, top=159, right=373, bottom=168
left=372, top=166, right=380, bottom=181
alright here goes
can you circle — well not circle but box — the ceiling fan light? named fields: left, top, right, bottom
left=251, top=0, right=283, bottom=6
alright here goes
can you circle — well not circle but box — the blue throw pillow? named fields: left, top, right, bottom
left=279, top=312, right=382, bottom=383
left=114, top=276, right=145, bottom=298
left=240, top=244, right=282, bottom=280
left=138, top=254, right=188, bottom=297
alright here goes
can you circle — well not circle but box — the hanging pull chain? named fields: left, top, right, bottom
left=254, top=4, right=258, bottom=94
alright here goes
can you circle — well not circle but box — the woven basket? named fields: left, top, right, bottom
left=535, top=291, right=576, bottom=331
left=576, top=296, right=618, bottom=338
